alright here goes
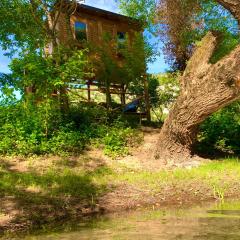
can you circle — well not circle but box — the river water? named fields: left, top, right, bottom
left=12, top=200, right=240, bottom=240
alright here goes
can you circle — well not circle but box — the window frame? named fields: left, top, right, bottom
left=74, top=21, right=88, bottom=41
left=117, top=31, right=127, bottom=50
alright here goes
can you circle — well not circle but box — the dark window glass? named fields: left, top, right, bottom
left=117, top=32, right=126, bottom=49
left=75, top=22, right=87, bottom=41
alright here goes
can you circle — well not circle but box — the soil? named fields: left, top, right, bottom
left=118, top=126, right=205, bottom=170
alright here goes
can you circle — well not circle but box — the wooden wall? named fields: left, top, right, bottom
left=57, top=9, right=141, bottom=47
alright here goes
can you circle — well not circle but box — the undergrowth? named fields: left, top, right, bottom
left=0, top=101, right=142, bottom=158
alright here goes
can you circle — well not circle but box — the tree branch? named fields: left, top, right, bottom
left=180, top=31, right=222, bottom=90
left=52, top=0, right=64, bottom=33
left=29, top=0, right=48, bottom=33
left=184, top=32, right=220, bottom=77
left=216, top=0, right=240, bottom=24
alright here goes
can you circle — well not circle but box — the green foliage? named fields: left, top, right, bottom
left=89, top=33, right=148, bottom=87
left=0, top=73, right=13, bottom=89
left=11, top=52, right=59, bottom=95
left=147, top=73, right=179, bottom=120
left=61, top=49, right=94, bottom=83
left=0, top=48, right=98, bottom=155
left=0, top=0, right=78, bottom=54
left=10, top=49, right=92, bottom=95
left=128, top=72, right=179, bottom=122
left=0, top=100, right=142, bottom=157
left=198, top=101, right=240, bottom=155
left=119, top=33, right=147, bottom=81
left=129, top=72, right=179, bottom=121
left=118, top=0, right=159, bottom=64
left=210, top=32, right=239, bottom=63
left=119, top=0, right=157, bottom=30
left=0, top=101, right=61, bottom=155
left=200, top=1, right=238, bottom=34
left=155, top=73, right=179, bottom=108
left=102, top=120, right=142, bottom=158
left=148, top=75, right=161, bottom=108
left=0, top=0, right=46, bottom=53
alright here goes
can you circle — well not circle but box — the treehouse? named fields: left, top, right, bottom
left=55, top=2, right=151, bottom=120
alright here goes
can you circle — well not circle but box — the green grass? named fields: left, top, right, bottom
left=1, top=157, right=240, bottom=236
left=1, top=157, right=240, bottom=201
left=0, top=169, right=105, bottom=199
left=99, top=158, right=240, bottom=201
left=115, top=158, right=240, bottom=182
left=0, top=158, right=110, bottom=236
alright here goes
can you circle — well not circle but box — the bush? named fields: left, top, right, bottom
left=147, top=73, right=179, bottom=122
left=197, top=101, right=240, bottom=155
left=102, top=120, right=142, bottom=158
left=0, top=102, right=142, bottom=157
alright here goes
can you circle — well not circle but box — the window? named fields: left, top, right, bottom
left=75, top=22, right=87, bottom=41
left=117, top=32, right=126, bottom=49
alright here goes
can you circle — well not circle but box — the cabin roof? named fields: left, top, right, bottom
left=76, top=4, right=143, bottom=28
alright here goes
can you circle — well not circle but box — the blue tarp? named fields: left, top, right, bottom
left=123, top=98, right=140, bottom=113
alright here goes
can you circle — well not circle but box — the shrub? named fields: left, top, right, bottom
left=197, top=101, right=240, bottom=155
left=0, top=102, right=142, bottom=157
left=102, top=120, right=142, bottom=158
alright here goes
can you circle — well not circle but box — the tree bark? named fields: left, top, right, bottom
left=105, top=80, right=112, bottom=110
left=59, top=86, right=70, bottom=115
left=154, top=30, right=240, bottom=162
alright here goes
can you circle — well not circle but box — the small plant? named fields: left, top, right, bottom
left=102, top=119, right=142, bottom=158
left=212, top=184, right=225, bottom=201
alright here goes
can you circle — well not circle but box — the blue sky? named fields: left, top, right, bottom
left=0, top=0, right=168, bottom=74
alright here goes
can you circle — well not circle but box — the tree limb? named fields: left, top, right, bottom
left=216, top=0, right=240, bottom=24
left=29, top=0, right=48, bottom=33
left=184, top=32, right=220, bottom=77
left=52, top=0, right=64, bottom=34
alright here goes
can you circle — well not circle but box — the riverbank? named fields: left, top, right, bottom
left=0, top=130, right=240, bottom=237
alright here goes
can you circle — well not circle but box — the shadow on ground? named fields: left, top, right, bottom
left=194, top=143, right=240, bottom=160
left=0, top=157, right=110, bottom=236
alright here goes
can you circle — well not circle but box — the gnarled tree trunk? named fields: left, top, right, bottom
left=155, top=0, right=240, bottom=162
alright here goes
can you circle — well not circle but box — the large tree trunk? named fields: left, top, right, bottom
left=155, top=30, right=240, bottom=162
left=154, top=0, right=240, bottom=163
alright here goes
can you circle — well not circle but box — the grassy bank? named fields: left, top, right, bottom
left=1, top=153, right=240, bottom=237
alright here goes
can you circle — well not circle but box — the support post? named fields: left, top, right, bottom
left=59, top=86, right=69, bottom=115
left=87, top=80, right=91, bottom=102
left=105, top=81, right=111, bottom=110
left=120, top=84, right=126, bottom=105
left=143, top=73, right=151, bottom=122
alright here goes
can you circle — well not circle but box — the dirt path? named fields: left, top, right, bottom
left=117, top=127, right=162, bottom=170
left=118, top=127, right=203, bottom=171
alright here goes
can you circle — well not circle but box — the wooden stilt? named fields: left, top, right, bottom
left=143, top=74, right=151, bottom=122
left=87, top=80, right=91, bottom=102
left=120, top=84, right=126, bottom=105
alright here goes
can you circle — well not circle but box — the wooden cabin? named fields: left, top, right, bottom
left=55, top=3, right=151, bottom=120
left=57, top=3, right=143, bottom=47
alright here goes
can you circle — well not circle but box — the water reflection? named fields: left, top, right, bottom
left=12, top=200, right=240, bottom=240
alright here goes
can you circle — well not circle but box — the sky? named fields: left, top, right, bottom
left=0, top=0, right=168, bottom=74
